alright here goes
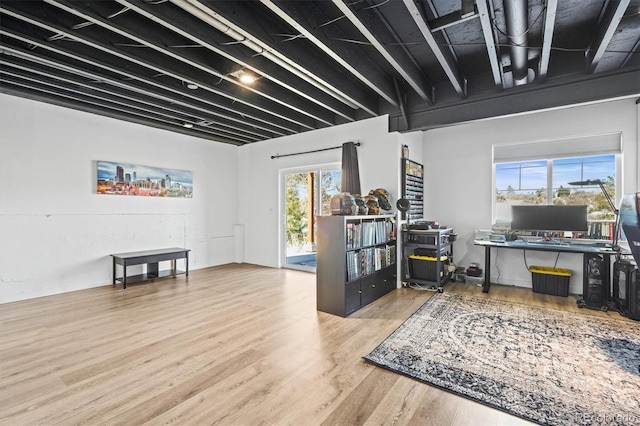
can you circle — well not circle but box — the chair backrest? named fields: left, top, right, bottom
left=620, top=192, right=640, bottom=265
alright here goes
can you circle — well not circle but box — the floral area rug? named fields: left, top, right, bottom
left=364, top=292, right=640, bottom=426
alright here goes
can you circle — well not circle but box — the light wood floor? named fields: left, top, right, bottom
left=0, top=264, right=629, bottom=426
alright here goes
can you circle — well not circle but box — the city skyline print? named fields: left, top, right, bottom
left=97, top=161, right=193, bottom=198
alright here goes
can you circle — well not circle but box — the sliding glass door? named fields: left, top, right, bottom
left=282, top=164, right=341, bottom=271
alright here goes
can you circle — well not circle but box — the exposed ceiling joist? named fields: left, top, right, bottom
left=116, top=0, right=357, bottom=123
left=475, top=0, right=503, bottom=88
left=1, top=4, right=306, bottom=136
left=402, top=0, right=466, bottom=97
left=393, top=77, right=409, bottom=131
left=0, top=27, right=292, bottom=138
left=1, top=74, right=250, bottom=144
left=586, top=0, right=632, bottom=73
left=333, top=0, right=434, bottom=104
left=0, top=0, right=638, bottom=145
left=43, top=0, right=331, bottom=129
left=538, top=0, right=558, bottom=80
left=1, top=58, right=264, bottom=142
left=391, top=68, right=640, bottom=132
left=173, top=0, right=377, bottom=115
left=260, top=0, right=399, bottom=108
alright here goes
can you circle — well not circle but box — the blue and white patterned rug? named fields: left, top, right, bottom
left=364, top=292, right=640, bottom=426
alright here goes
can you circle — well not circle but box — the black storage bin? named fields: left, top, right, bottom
left=529, top=266, right=571, bottom=297
left=409, top=255, right=448, bottom=282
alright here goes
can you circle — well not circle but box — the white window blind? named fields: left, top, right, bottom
left=493, top=133, right=622, bottom=163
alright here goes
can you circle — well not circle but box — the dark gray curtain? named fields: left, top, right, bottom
left=341, top=141, right=361, bottom=195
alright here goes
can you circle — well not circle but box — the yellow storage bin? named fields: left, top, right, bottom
left=409, top=254, right=448, bottom=281
left=409, top=254, right=448, bottom=262
left=528, top=266, right=572, bottom=297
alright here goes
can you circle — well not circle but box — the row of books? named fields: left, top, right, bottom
left=506, top=220, right=621, bottom=241
left=346, top=220, right=395, bottom=249
left=583, top=221, right=619, bottom=240
left=346, top=244, right=396, bottom=281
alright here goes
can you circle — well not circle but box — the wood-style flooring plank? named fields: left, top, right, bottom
left=0, top=264, right=631, bottom=425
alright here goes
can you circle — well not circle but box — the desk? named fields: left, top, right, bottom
left=473, top=240, right=619, bottom=293
left=111, top=247, right=190, bottom=289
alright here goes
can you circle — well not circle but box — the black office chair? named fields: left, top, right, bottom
left=620, top=193, right=640, bottom=264
left=618, top=193, right=640, bottom=373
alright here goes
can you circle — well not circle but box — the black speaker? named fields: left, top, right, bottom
left=581, top=253, right=610, bottom=309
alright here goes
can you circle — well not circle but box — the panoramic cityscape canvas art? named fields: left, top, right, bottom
left=97, top=161, right=193, bottom=198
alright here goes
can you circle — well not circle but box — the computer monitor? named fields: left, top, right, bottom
left=511, top=205, right=589, bottom=233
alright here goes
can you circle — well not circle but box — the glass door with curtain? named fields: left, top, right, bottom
left=282, top=165, right=341, bottom=271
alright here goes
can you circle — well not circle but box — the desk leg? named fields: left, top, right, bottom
left=123, top=264, right=127, bottom=289
left=186, top=252, right=189, bottom=278
left=112, top=259, right=116, bottom=285
left=483, top=246, right=491, bottom=293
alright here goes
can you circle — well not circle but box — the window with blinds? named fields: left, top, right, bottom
left=493, top=133, right=621, bottom=240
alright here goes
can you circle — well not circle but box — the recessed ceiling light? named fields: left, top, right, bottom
left=229, top=69, right=257, bottom=84
left=239, top=73, right=256, bottom=84
left=183, top=123, right=193, bottom=128
left=186, top=83, right=198, bottom=90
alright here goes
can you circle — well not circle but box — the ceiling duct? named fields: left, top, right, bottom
left=503, top=0, right=531, bottom=86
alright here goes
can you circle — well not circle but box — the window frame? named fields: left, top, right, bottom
left=492, top=153, right=621, bottom=227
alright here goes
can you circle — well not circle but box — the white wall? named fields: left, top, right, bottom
left=0, top=94, right=238, bottom=303
left=3, top=92, right=637, bottom=302
left=422, top=98, right=639, bottom=294
left=236, top=115, right=400, bottom=268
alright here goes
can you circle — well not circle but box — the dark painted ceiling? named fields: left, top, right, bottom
left=1, top=0, right=639, bottom=145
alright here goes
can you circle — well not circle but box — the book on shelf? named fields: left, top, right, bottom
left=346, top=244, right=396, bottom=282
left=346, top=218, right=395, bottom=249
left=584, top=220, right=617, bottom=240
left=516, top=220, right=619, bottom=241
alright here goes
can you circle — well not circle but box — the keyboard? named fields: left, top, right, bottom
left=503, top=239, right=614, bottom=252
left=475, top=239, right=618, bottom=253
left=524, top=241, right=571, bottom=247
